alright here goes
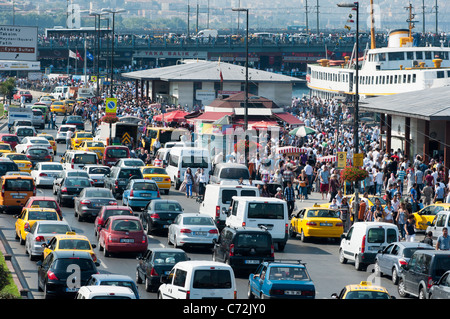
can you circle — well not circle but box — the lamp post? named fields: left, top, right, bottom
left=232, top=7, right=249, bottom=166
left=338, top=1, right=360, bottom=222
left=89, top=11, right=107, bottom=100
left=102, top=8, right=125, bottom=98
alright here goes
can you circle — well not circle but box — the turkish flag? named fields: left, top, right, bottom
left=76, top=50, right=83, bottom=61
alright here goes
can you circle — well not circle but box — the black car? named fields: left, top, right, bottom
left=136, top=248, right=189, bottom=292
left=56, top=177, right=92, bottom=207
left=398, top=250, right=450, bottom=299
left=429, top=270, right=450, bottom=299
left=74, top=187, right=118, bottom=222
left=25, top=146, right=52, bottom=166
left=0, top=159, right=19, bottom=177
left=141, top=199, right=183, bottom=234
left=104, top=166, right=144, bottom=199
left=64, top=115, right=85, bottom=130
left=212, top=226, right=274, bottom=273
left=37, top=250, right=99, bottom=299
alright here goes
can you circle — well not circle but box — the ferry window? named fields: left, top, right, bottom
left=403, top=74, right=407, bottom=83
left=408, top=74, right=411, bottom=83
left=447, top=71, right=450, bottom=77
left=388, top=52, right=404, bottom=61
left=435, top=52, right=448, bottom=60
left=407, top=52, right=414, bottom=60
left=437, top=71, right=445, bottom=79
left=425, top=51, right=432, bottom=59
left=416, top=52, right=423, bottom=60
left=376, top=77, right=378, bottom=85
left=378, top=53, right=386, bottom=61
left=412, top=74, right=417, bottom=83
left=382, top=76, right=385, bottom=85
left=394, top=75, right=398, bottom=84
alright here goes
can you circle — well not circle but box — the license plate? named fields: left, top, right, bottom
left=163, top=225, right=169, bottom=228
left=17, top=163, right=25, bottom=167
left=320, top=223, right=332, bottom=227
left=141, top=193, right=152, bottom=197
left=245, top=260, right=260, bottom=264
left=153, top=177, right=163, bottom=181
left=193, top=231, right=206, bottom=236
left=93, top=203, right=102, bottom=207
left=120, top=238, right=134, bottom=243
left=164, top=271, right=170, bottom=275
left=285, top=290, right=303, bottom=295
left=13, top=195, right=24, bottom=199
left=66, top=287, right=79, bottom=292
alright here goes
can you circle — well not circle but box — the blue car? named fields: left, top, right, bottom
left=248, top=260, right=315, bottom=299
left=123, top=179, right=160, bottom=210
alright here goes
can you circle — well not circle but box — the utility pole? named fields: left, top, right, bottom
left=305, top=0, right=309, bottom=34
left=316, top=0, right=320, bottom=35
left=435, top=0, right=439, bottom=34
left=196, top=2, right=199, bottom=33
left=422, top=0, right=425, bottom=33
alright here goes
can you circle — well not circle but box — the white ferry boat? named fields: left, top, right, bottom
left=306, top=7, right=450, bottom=99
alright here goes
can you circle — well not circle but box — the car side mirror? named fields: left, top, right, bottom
left=331, top=293, right=339, bottom=299
left=91, top=244, right=96, bottom=249
left=160, top=275, right=168, bottom=284
left=340, top=234, right=347, bottom=240
left=36, top=260, right=43, bottom=267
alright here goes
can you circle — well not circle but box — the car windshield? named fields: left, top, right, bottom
left=181, top=156, right=208, bottom=168
left=236, top=233, right=271, bottom=248
left=123, top=160, right=144, bottom=166
left=18, top=128, right=34, bottom=135
left=153, top=252, right=187, bottom=265
left=106, top=149, right=128, bottom=158
left=306, top=209, right=340, bottom=218
left=5, top=179, right=33, bottom=191
left=28, top=149, right=48, bottom=156
left=112, top=219, right=142, bottom=232
left=84, top=189, right=113, bottom=198
left=28, top=210, right=58, bottom=220
left=154, top=202, right=182, bottom=211
left=87, top=142, right=104, bottom=147
left=0, top=144, right=11, bottom=150
left=37, top=224, right=70, bottom=234
left=183, top=216, right=214, bottom=226
left=247, top=203, right=285, bottom=219
left=55, top=258, right=95, bottom=271
left=31, top=200, right=58, bottom=210
left=89, top=167, right=110, bottom=175
left=103, top=209, right=133, bottom=219
left=74, top=154, right=97, bottom=164
left=58, top=239, right=91, bottom=250
left=268, top=266, right=310, bottom=281
left=30, top=139, right=48, bottom=144
left=41, top=164, right=63, bottom=171
left=2, top=136, right=19, bottom=142
left=220, top=168, right=250, bottom=179
left=7, top=154, right=28, bottom=161
left=65, top=179, right=91, bottom=187
left=67, top=171, right=89, bottom=178
left=67, top=116, right=82, bottom=122
left=345, top=291, right=390, bottom=299
left=77, top=133, right=92, bottom=138
left=132, top=182, right=158, bottom=191
left=143, top=167, right=167, bottom=175
left=118, top=169, right=142, bottom=179
left=192, top=270, right=232, bottom=289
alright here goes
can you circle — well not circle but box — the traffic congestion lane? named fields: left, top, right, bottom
left=0, top=115, right=404, bottom=300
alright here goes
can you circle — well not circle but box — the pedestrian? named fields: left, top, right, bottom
left=339, top=197, right=351, bottom=232
left=66, top=129, right=73, bottom=149
left=422, top=183, right=434, bottom=206
left=436, top=227, right=450, bottom=250
left=297, top=169, right=309, bottom=201
left=52, top=112, right=57, bottom=129
left=261, top=184, right=271, bottom=197
left=282, top=165, right=294, bottom=189
left=396, top=202, right=408, bottom=240
left=48, top=111, right=53, bottom=129
left=434, top=182, right=445, bottom=203
left=404, top=215, right=416, bottom=242
left=184, top=167, right=194, bottom=198
left=384, top=201, right=394, bottom=223
left=196, top=168, right=208, bottom=198
left=410, top=183, right=419, bottom=212
left=274, top=187, right=283, bottom=199
left=421, top=231, right=433, bottom=246
left=319, top=165, right=330, bottom=200
left=283, top=181, right=296, bottom=217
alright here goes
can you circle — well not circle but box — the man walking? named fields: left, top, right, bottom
left=283, top=181, right=296, bottom=217
left=436, top=227, right=450, bottom=250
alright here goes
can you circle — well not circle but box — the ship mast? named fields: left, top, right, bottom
left=370, top=0, right=376, bottom=49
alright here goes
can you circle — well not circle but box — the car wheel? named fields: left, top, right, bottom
left=300, top=230, right=308, bottom=243
left=247, top=283, right=255, bottom=299
left=289, top=225, right=296, bottom=238
left=374, top=260, right=382, bottom=277
left=19, top=234, right=25, bottom=245
left=167, top=235, right=173, bottom=246
left=145, top=276, right=153, bottom=292
left=392, top=268, right=399, bottom=285
left=418, top=287, right=427, bottom=299
left=173, top=236, right=179, bottom=249
left=135, top=269, right=143, bottom=284
left=398, top=278, right=409, bottom=298
left=354, top=256, right=364, bottom=271
left=339, top=249, right=347, bottom=264
left=103, top=245, right=110, bottom=257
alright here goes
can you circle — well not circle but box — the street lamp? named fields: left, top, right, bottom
left=89, top=11, right=107, bottom=100
left=232, top=7, right=249, bottom=166
left=102, top=8, right=126, bottom=98
left=338, top=2, right=360, bottom=222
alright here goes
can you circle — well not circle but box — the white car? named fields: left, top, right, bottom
left=56, top=125, right=76, bottom=143
left=83, top=165, right=110, bottom=187
left=31, top=162, right=64, bottom=187
left=114, top=158, right=145, bottom=167
left=15, top=136, right=54, bottom=155
left=168, top=213, right=219, bottom=249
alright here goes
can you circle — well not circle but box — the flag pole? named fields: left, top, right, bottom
left=84, top=36, right=87, bottom=87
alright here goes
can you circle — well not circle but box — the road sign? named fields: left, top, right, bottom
left=105, top=97, right=117, bottom=115
left=91, top=75, right=97, bottom=82
left=122, top=132, right=131, bottom=144
left=353, top=153, right=364, bottom=167
left=337, top=152, right=347, bottom=168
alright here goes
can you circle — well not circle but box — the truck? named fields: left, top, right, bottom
left=51, top=86, right=70, bottom=100
left=7, top=107, right=33, bottom=130
left=77, top=87, right=95, bottom=100
left=95, top=121, right=140, bottom=147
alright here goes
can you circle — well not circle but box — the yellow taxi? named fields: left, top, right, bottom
left=413, top=203, right=450, bottom=231
left=42, top=232, right=98, bottom=263
left=2, top=153, right=33, bottom=172
left=0, top=143, right=13, bottom=154
left=71, top=131, right=93, bottom=150
left=64, top=99, right=76, bottom=113
left=141, top=166, right=171, bottom=195
left=50, top=101, right=66, bottom=114
left=331, top=281, right=394, bottom=299
left=79, top=140, right=105, bottom=160
left=76, top=97, right=86, bottom=105
left=37, top=133, right=57, bottom=154
left=14, top=207, right=61, bottom=245
left=40, top=95, right=55, bottom=103
left=289, top=205, right=344, bottom=242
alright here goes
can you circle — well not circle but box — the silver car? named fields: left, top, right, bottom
left=83, top=165, right=110, bottom=187
left=374, top=241, right=435, bottom=284
left=429, top=270, right=450, bottom=299
left=32, top=109, right=45, bottom=129
left=24, top=220, right=72, bottom=261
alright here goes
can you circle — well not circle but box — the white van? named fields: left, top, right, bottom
left=75, top=285, right=136, bottom=299
left=157, top=260, right=237, bottom=299
left=199, top=184, right=259, bottom=230
left=209, top=163, right=250, bottom=184
left=225, top=196, right=288, bottom=251
left=426, top=211, right=450, bottom=241
left=62, top=150, right=98, bottom=170
left=154, top=148, right=171, bottom=167
left=339, top=222, right=400, bottom=271
left=165, top=147, right=211, bottom=190
left=51, top=86, right=70, bottom=100
left=196, top=29, right=218, bottom=38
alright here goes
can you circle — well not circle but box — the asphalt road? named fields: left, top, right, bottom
left=0, top=110, right=408, bottom=301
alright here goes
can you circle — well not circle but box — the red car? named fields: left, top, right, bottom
left=23, top=196, right=63, bottom=219
left=102, top=146, right=130, bottom=167
left=98, top=215, right=147, bottom=257
left=0, top=134, right=20, bottom=150
left=94, top=205, right=134, bottom=238
left=13, top=90, right=33, bottom=103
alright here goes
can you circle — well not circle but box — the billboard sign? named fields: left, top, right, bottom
left=0, top=25, right=38, bottom=61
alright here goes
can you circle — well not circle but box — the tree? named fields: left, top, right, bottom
left=0, top=78, right=16, bottom=103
